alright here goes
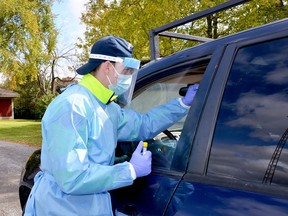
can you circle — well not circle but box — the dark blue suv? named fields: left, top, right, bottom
left=19, top=2, right=288, bottom=215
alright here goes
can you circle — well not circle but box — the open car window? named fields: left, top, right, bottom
left=130, top=82, right=189, bottom=136
left=115, top=60, right=208, bottom=170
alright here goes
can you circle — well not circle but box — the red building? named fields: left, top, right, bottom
left=0, top=88, right=19, bottom=119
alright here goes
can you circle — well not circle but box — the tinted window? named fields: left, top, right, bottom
left=208, top=37, right=288, bottom=186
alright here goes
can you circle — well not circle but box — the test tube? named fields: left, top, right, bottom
left=142, top=142, right=148, bottom=155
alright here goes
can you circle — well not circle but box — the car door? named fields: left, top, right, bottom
left=167, top=30, right=288, bottom=215
left=110, top=58, right=209, bottom=216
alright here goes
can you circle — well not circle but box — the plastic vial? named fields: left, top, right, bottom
left=142, top=142, right=148, bottom=155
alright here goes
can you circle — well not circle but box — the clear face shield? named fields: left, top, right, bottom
left=89, top=54, right=141, bottom=106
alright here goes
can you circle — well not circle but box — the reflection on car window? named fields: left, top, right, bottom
left=115, top=63, right=206, bottom=169
left=208, top=37, right=288, bottom=186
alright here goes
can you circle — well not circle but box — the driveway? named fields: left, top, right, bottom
left=0, top=141, right=37, bottom=216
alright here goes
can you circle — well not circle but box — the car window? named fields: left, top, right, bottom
left=115, top=61, right=208, bottom=169
left=207, top=37, right=288, bottom=186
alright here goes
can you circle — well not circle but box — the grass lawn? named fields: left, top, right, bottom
left=0, top=119, right=42, bottom=147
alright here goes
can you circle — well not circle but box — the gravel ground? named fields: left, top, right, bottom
left=0, top=141, right=37, bottom=216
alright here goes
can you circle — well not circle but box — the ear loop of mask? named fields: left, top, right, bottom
left=109, top=62, right=121, bottom=76
left=106, top=74, right=112, bottom=85
left=106, top=62, right=117, bottom=86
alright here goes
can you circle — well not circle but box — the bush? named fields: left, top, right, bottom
left=15, top=93, right=56, bottom=119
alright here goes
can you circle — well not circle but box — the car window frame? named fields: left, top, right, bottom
left=116, top=57, right=211, bottom=173
left=171, top=46, right=227, bottom=171
left=186, top=29, right=288, bottom=197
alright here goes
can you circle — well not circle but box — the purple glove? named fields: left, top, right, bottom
left=181, top=84, right=199, bottom=106
left=129, top=141, right=152, bottom=178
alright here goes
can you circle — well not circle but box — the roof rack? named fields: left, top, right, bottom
left=149, top=0, right=252, bottom=60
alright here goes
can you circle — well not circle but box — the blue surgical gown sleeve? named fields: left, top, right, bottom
left=116, top=98, right=189, bottom=141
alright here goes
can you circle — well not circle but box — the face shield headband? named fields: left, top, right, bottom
left=89, top=54, right=140, bottom=73
left=89, top=54, right=140, bottom=106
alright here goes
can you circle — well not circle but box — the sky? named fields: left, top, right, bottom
left=52, top=0, right=87, bottom=49
left=51, top=0, right=88, bottom=77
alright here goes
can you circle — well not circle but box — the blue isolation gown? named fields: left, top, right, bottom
left=24, top=74, right=189, bottom=216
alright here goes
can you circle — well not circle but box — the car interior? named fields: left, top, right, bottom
left=115, top=60, right=209, bottom=170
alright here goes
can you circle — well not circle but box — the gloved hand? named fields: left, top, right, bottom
left=181, top=84, right=199, bottom=106
left=129, top=141, right=152, bottom=178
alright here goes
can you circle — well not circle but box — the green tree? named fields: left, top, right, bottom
left=79, top=0, right=287, bottom=61
left=0, top=0, right=59, bottom=119
left=0, top=0, right=58, bottom=89
left=223, top=0, right=287, bottom=35
left=13, top=76, right=56, bottom=119
left=79, top=0, right=200, bottom=60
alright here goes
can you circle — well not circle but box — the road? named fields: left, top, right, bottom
left=0, top=141, right=37, bottom=216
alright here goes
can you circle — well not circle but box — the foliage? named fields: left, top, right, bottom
left=0, top=0, right=74, bottom=119
left=79, top=0, right=198, bottom=61
left=79, top=0, right=288, bottom=61
left=0, top=0, right=58, bottom=88
left=13, top=77, right=57, bottom=119
left=214, top=0, right=288, bottom=36
left=33, top=93, right=56, bottom=119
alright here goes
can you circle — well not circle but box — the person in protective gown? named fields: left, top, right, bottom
left=24, top=35, right=199, bottom=216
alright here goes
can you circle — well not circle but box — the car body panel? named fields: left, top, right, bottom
left=110, top=172, right=184, bottom=216
left=170, top=180, right=288, bottom=216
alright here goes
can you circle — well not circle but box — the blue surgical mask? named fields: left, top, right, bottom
left=107, top=63, right=132, bottom=96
